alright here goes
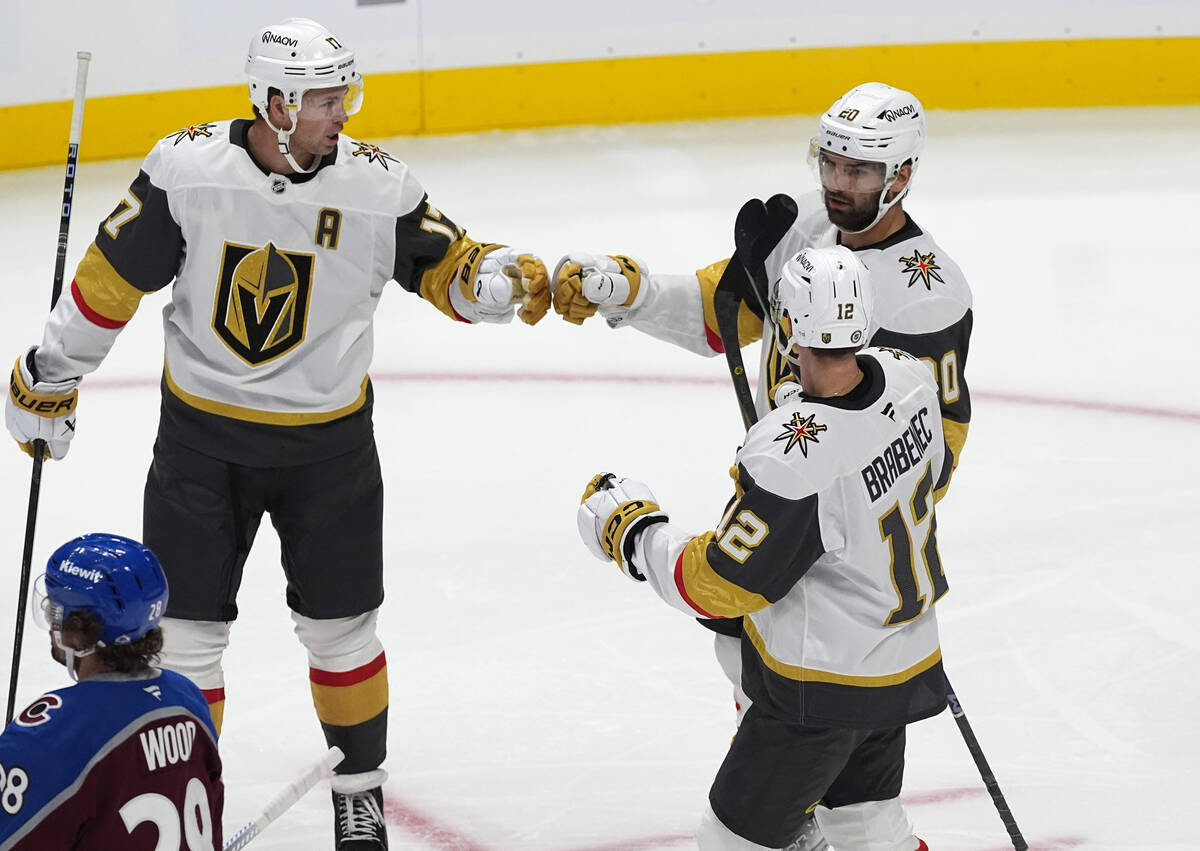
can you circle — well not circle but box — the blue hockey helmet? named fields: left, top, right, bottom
left=43, top=533, right=169, bottom=646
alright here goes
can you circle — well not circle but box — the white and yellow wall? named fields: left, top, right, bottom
left=3, top=0, right=1197, bottom=170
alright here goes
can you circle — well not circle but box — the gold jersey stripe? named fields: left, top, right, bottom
left=697, top=258, right=767, bottom=351
left=935, top=418, right=970, bottom=502
left=164, top=365, right=369, bottom=426
left=207, top=699, right=225, bottom=735
left=744, top=617, right=943, bottom=687
left=677, top=531, right=770, bottom=618
left=943, top=418, right=969, bottom=464
left=417, top=233, right=491, bottom=321
left=75, top=243, right=148, bottom=323
left=309, top=665, right=389, bottom=727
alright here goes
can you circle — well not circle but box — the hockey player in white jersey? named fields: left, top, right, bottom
left=578, top=246, right=949, bottom=850
left=555, top=82, right=971, bottom=850
left=555, top=82, right=971, bottom=472
left=3, top=18, right=551, bottom=851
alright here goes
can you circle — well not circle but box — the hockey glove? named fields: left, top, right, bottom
left=552, top=253, right=647, bottom=325
left=6, top=347, right=79, bottom=460
left=577, top=472, right=668, bottom=581
left=457, top=246, right=550, bottom=325
left=768, top=377, right=804, bottom=409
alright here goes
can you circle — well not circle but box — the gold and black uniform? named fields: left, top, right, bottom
left=31, top=118, right=513, bottom=775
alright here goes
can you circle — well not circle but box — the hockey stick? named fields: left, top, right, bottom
left=712, top=193, right=798, bottom=429
left=222, top=746, right=345, bottom=850
left=945, top=683, right=1029, bottom=850
left=6, top=51, right=91, bottom=725
left=716, top=197, right=1028, bottom=850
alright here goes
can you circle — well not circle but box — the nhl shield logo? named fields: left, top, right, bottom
left=213, top=242, right=314, bottom=365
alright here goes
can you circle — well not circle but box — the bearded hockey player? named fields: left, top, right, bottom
left=555, top=81, right=970, bottom=472
left=554, top=82, right=972, bottom=851
left=0, top=534, right=223, bottom=850
left=578, top=246, right=949, bottom=850
left=3, top=17, right=553, bottom=850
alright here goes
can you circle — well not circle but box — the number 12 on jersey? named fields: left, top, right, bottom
left=879, top=461, right=948, bottom=626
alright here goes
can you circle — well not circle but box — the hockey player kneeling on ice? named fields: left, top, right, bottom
left=577, top=246, right=948, bottom=851
left=0, top=533, right=223, bottom=850
left=2, top=16, right=561, bottom=851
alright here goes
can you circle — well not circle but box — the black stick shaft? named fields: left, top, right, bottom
left=6, top=51, right=91, bottom=725
left=6, top=452, right=44, bottom=724
left=50, top=139, right=81, bottom=307
left=945, top=680, right=1029, bottom=851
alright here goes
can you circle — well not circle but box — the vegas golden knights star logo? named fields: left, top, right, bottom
left=774, top=411, right=828, bottom=457
left=351, top=142, right=400, bottom=170
left=213, top=242, right=314, bottom=365
left=898, top=249, right=944, bottom=290
left=167, top=124, right=216, bottom=145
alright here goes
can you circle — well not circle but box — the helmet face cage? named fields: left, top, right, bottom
left=772, top=246, right=872, bottom=355
left=246, top=18, right=363, bottom=122
left=42, top=534, right=169, bottom=647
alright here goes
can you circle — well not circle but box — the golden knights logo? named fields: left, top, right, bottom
left=351, top=142, right=400, bottom=170
left=876, top=346, right=913, bottom=361
left=774, top=411, right=828, bottom=457
left=167, top=124, right=216, bottom=145
left=213, top=242, right=313, bottom=365
left=899, top=249, right=944, bottom=290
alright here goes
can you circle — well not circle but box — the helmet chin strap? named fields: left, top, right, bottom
left=265, top=107, right=320, bottom=175
left=837, top=182, right=909, bottom=236
left=52, top=629, right=98, bottom=683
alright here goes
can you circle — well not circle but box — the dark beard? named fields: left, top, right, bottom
left=824, top=191, right=880, bottom=233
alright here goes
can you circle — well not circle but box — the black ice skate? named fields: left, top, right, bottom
left=332, top=786, right=388, bottom=849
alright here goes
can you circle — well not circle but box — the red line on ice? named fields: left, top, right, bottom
left=384, top=797, right=489, bottom=851
left=903, top=786, right=987, bottom=805
left=83, top=371, right=1200, bottom=423
left=563, top=835, right=694, bottom=851
left=980, top=839, right=1084, bottom=851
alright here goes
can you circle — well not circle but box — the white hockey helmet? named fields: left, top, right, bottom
left=771, top=245, right=872, bottom=355
left=246, top=18, right=363, bottom=172
left=808, top=82, right=926, bottom=233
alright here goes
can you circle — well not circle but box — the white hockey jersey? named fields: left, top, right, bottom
left=631, top=348, right=952, bottom=728
left=624, top=190, right=973, bottom=474
left=33, top=119, right=492, bottom=466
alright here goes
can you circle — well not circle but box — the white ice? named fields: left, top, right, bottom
left=1, top=106, right=1198, bottom=851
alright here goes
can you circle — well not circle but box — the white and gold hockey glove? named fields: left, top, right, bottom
left=577, top=473, right=668, bottom=581
left=6, top=346, right=79, bottom=460
left=768, top=376, right=804, bottom=409
left=552, top=253, right=648, bottom=326
left=453, top=244, right=550, bottom=325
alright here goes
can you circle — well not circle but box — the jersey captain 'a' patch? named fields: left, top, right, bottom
left=213, top=241, right=314, bottom=365
left=166, top=124, right=216, bottom=145
left=351, top=142, right=400, bottom=169
left=774, top=411, right=828, bottom=456
left=899, top=249, right=944, bottom=290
